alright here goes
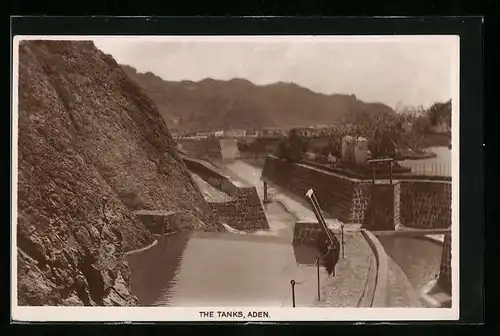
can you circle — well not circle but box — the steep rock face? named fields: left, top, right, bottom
left=16, top=40, right=224, bottom=306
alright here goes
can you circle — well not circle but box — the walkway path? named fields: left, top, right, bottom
left=223, top=160, right=359, bottom=232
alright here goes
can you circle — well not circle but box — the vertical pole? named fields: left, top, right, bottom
left=316, top=257, right=320, bottom=301
left=290, top=280, right=296, bottom=307
left=263, top=181, right=268, bottom=202
left=371, top=164, right=376, bottom=184
left=389, top=161, right=393, bottom=184
left=332, top=250, right=336, bottom=277
left=341, top=223, right=345, bottom=259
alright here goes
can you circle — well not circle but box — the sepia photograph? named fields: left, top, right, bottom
left=11, top=34, right=459, bottom=322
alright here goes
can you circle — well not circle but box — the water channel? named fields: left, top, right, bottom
left=127, top=162, right=330, bottom=306
left=127, top=159, right=444, bottom=307
left=377, top=236, right=443, bottom=294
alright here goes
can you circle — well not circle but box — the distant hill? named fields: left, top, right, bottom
left=121, top=64, right=396, bottom=132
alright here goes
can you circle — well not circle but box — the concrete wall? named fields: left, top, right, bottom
left=178, top=138, right=222, bottom=161
left=179, top=137, right=241, bottom=163
left=220, top=138, right=240, bottom=162
left=261, top=155, right=451, bottom=230
left=183, top=157, right=269, bottom=231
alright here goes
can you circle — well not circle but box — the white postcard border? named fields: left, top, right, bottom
left=11, top=34, right=461, bottom=322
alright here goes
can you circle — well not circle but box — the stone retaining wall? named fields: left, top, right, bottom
left=262, top=155, right=451, bottom=230
left=183, top=156, right=269, bottom=231
left=400, top=181, right=451, bottom=229
left=210, top=193, right=268, bottom=231
left=262, top=155, right=370, bottom=223
left=363, top=183, right=401, bottom=230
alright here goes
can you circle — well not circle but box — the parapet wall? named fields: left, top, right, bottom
left=261, top=155, right=451, bottom=230
left=183, top=157, right=269, bottom=231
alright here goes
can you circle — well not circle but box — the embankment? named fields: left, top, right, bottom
left=16, top=40, right=223, bottom=307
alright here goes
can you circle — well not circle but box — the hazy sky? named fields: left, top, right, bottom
left=93, top=36, right=458, bottom=109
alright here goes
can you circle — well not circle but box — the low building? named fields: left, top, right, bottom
left=224, top=129, right=246, bottom=137
left=197, top=131, right=213, bottom=138
left=245, top=129, right=259, bottom=137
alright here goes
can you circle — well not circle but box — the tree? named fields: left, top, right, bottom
left=341, top=108, right=404, bottom=158
left=427, top=100, right=451, bottom=128
left=275, top=128, right=308, bottom=162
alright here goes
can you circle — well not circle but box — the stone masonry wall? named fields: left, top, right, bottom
left=400, top=181, right=451, bottom=229
left=210, top=192, right=268, bottom=231
left=352, top=182, right=371, bottom=224
left=363, top=183, right=401, bottom=231
left=183, top=156, right=269, bottom=231
left=262, top=156, right=451, bottom=230
left=293, top=221, right=324, bottom=246
left=262, top=156, right=364, bottom=223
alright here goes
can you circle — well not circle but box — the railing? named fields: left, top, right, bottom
left=289, top=256, right=322, bottom=307
left=399, top=161, right=451, bottom=177
left=368, top=158, right=395, bottom=184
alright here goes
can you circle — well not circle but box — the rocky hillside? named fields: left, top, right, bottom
left=121, top=65, right=395, bottom=132
left=16, top=40, right=223, bottom=306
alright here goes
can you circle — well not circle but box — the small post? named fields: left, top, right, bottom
left=263, top=181, right=268, bottom=202
left=341, top=223, right=345, bottom=259
left=316, top=257, right=321, bottom=301
left=371, top=164, right=376, bottom=184
left=389, top=160, right=393, bottom=184
left=332, top=250, right=336, bottom=277
left=290, top=280, right=296, bottom=307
